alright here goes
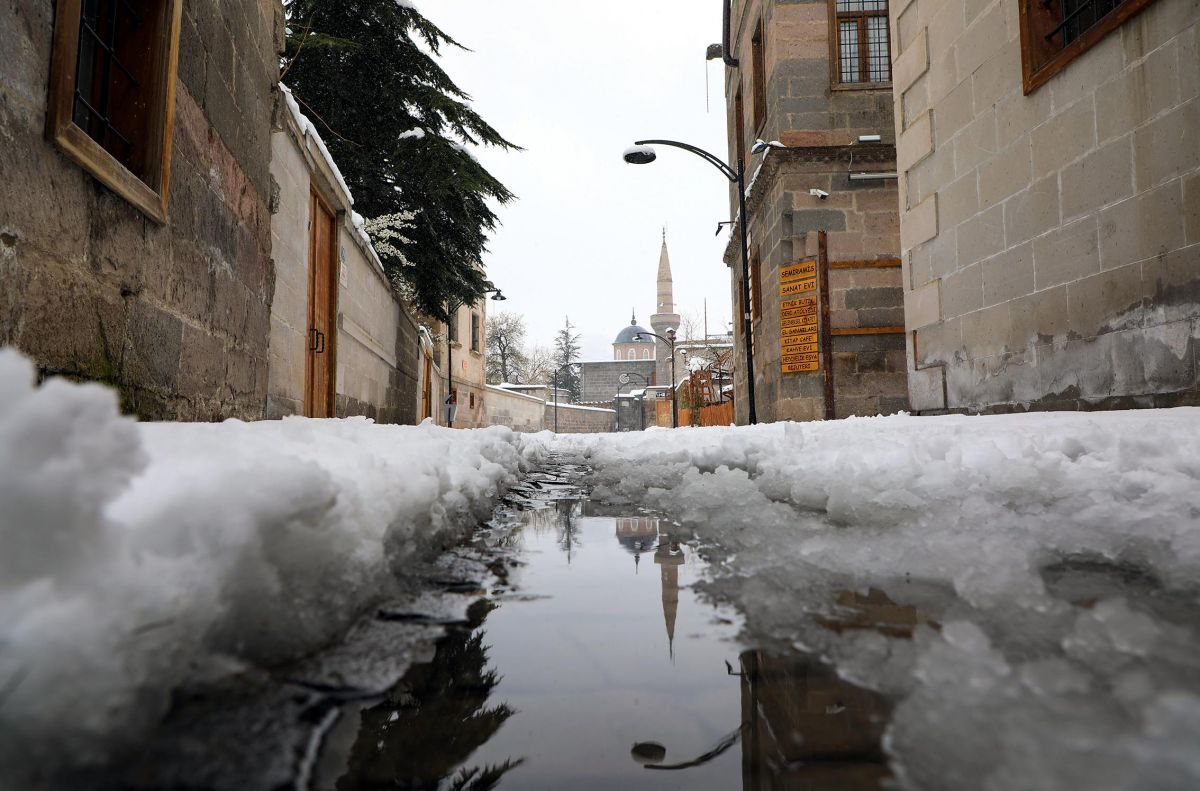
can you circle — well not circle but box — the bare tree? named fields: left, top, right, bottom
left=518, top=345, right=556, bottom=385
left=485, top=312, right=528, bottom=384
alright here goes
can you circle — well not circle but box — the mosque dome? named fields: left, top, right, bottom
left=615, top=313, right=654, bottom=345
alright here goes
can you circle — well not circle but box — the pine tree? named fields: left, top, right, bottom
left=282, top=1, right=518, bottom=321
left=552, top=317, right=582, bottom=402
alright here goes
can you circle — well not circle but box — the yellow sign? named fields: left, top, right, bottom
left=782, top=351, right=822, bottom=365
left=781, top=295, right=817, bottom=309
left=781, top=306, right=818, bottom=321
left=780, top=277, right=817, bottom=298
left=782, top=313, right=818, bottom=327
left=779, top=260, right=817, bottom=284
left=783, top=361, right=820, bottom=373
left=782, top=342, right=820, bottom=356
left=781, top=330, right=818, bottom=344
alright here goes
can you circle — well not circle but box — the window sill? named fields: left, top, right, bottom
left=830, top=82, right=893, bottom=93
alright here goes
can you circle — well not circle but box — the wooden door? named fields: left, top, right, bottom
left=421, top=351, right=433, bottom=420
left=305, top=190, right=338, bottom=417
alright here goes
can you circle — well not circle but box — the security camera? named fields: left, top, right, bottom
left=809, top=188, right=829, bottom=200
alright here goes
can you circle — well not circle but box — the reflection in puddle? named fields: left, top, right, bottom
left=326, top=498, right=894, bottom=790
left=333, top=600, right=523, bottom=790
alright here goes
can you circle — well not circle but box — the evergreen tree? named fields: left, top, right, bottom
left=282, top=1, right=518, bottom=321
left=552, top=317, right=582, bottom=402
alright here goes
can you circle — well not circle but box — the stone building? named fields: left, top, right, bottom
left=720, top=0, right=909, bottom=423
left=1, top=0, right=282, bottom=420
left=893, top=0, right=1199, bottom=412
left=438, top=297, right=490, bottom=428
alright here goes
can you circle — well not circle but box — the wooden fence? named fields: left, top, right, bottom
left=678, top=401, right=735, bottom=427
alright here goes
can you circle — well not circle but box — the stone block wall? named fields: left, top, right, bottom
left=579, top=359, right=657, bottom=405
left=724, top=0, right=905, bottom=424
left=485, top=385, right=545, bottom=432
left=893, top=0, right=1200, bottom=412
left=0, top=0, right=284, bottom=420
left=268, top=102, right=422, bottom=425
left=545, top=403, right=616, bottom=434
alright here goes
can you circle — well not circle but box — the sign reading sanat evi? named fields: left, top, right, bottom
left=779, top=259, right=819, bottom=374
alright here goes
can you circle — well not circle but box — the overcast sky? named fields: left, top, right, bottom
left=428, top=2, right=734, bottom=361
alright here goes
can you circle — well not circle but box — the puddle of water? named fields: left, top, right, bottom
left=323, top=497, right=893, bottom=790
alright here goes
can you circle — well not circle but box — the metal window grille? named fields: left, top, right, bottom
left=1046, top=0, right=1123, bottom=45
left=72, top=0, right=145, bottom=167
left=835, top=0, right=891, bottom=84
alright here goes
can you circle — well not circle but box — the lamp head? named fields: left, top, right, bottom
left=489, top=289, right=506, bottom=301
left=666, top=328, right=676, bottom=341
left=623, top=144, right=657, bottom=165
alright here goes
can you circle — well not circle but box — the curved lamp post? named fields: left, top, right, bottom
left=633, top=329, right=677, bottom=428
left=551, top=361, right=578, bottom=433
left=617, top=371, right=651, bottom=432
left=445, top=287, right=507, bottom=427
left=623, top=139, right=760, bottom=425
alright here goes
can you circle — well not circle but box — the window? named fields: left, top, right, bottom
left=830, top=0, right=891, bottom=88
left=751, top=19, right=767, bottom=132
left=1018, top=0, right=1158, bottom=94
left=733, top=86, right=747, bottom=166
left=469, top=392, right=475, bottom=408
left=47, top=0, right=183, bottom=223
left=470, top=312, right=481, bottom=353
left=629, top=349, right=637, bottom=361
left=643, top=349, right=651, bottom=360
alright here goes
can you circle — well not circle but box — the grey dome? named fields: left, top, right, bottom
left=615, top=323, right=653, bottom=344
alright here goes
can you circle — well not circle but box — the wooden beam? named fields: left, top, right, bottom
left=831, top=326, right=906, bottom=336
left=828, top=258, right=902, bottom=270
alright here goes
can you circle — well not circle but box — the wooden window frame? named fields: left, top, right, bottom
left=750, top=246, right=763, bottom=323
left=733, top=86, right=746, bottom=167
left=828, top=0, right=892, bottom=91
left=1019, top=0, right=1159, bottom=95
left=46, top=0, right=183, bottom=224
left=751, top=18, right=767, bottom=134
left=470, top=311, right=481, bottom=353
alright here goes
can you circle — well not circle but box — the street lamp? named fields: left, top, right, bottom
left=551, top=361, right=578, bottom=433
left=616, top=371, right=650, bottom=432
left=445, top=286, right=508, bottom=427
left=623, top=139, right=758, bottom=425
left=634, top=329, right=677, bottom=428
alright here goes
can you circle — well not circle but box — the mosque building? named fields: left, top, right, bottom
left=577, top=235, right=682, bottom=412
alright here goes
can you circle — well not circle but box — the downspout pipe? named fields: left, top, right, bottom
left=723, top=0, right=740, bottom=68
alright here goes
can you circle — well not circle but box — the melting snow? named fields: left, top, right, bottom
left=543, top=411, right=1200, bottom=789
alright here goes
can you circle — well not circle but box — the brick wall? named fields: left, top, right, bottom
left=0, top=0, right=283, bottom=419
left=893, top=0, right=1200, bottom=412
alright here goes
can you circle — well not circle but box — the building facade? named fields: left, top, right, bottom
left=893, top=0, right=1200, bottom=412
left=1, top=0, right=283, bottom=419
left=722, top=0, right=909, bottom=424
left=440, top=298, right=489, bottom=428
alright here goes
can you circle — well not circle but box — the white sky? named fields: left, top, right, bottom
left=428, top=2, right=735, bottom=361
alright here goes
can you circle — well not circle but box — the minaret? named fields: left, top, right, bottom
left=649, top=230, right=681, bottom=389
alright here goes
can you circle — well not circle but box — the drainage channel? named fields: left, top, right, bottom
left=310, top=456, right=894, bottom=791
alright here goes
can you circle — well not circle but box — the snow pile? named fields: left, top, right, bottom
left=0, top=351, right=533, bottom=774
left=546, top=411, right=1200, bottom=789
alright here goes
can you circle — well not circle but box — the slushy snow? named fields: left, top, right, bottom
left=546, top=412, right=1200, bottom=790
left=0, top=350, right=534, bottom=774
